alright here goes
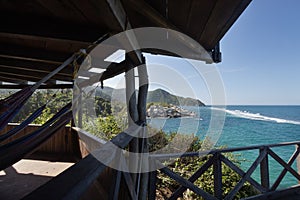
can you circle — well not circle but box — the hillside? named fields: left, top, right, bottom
left=96, top=87, right=205, bottom=106
left=147, top=89, right=205, bottom=106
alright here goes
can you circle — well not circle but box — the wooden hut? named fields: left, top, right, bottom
left=1, top=1, right=300, bottom=200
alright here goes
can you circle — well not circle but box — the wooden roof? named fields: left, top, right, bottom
left=0, top=0, right=251, bottom=88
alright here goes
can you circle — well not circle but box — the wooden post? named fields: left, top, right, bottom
left=260, top=147, right=270, bottom=190
left=148, top=170, right=157, bottom=200
left=213, top=153, right=222, bottom=199
left=77, top=88, right=83, bottom=128
left=125, top=62, right=139, bottom=189
left=296, top=144, right=300, bottom=184
left=137, top=56, right=149, bottom=200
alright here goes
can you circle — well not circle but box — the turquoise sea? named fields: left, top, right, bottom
left=148, top=105, right=300, bottom=188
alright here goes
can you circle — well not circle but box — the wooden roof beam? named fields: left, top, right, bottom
left=105, top=0, right=143, bottom=65
left=0, top=73, right=41, bottom=83
left=0, top=32, right=91, bottom=54
left=198, top=0, right=252, bottom=49
left=0, top=12, right=104, bottom=42
left=0, top=67, right=73, bottom=82
left=0, top=57, right=73, bottom=76
left=0, top=43, right=72, bottom=63
left=124, top=0, right=215, bottom=63
left=126, top=0, right=179, bottom=31
left=0, top=54, right=63, bottom=65
left=0, top=84, right=73, bottom=89
left=0, top=76, right=28, bottom=85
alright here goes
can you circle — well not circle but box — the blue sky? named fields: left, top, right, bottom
left=217, top=0, right=300, bottom=105
left=105, top=0, right=300, bottom=105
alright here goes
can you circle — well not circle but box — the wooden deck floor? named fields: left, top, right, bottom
left=0, top=159, right=74, bottom=200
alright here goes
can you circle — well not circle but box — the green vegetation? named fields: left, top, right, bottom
left=0, top=89, right=72, bottom=124
left=95, top=87, right=205, bottom=107
left=147, top=89, right=205, bottom=106
left=84, top=116, right=257, bottom=199
left=0, top=88, right=256, bottom=199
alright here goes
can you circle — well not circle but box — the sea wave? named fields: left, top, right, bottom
left=211, top=107, right=300, bottom=125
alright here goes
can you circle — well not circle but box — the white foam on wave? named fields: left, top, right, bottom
left=210, top=107, right=300, bottom=125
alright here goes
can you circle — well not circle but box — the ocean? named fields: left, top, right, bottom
left=147, top=105, right=300, bottom=188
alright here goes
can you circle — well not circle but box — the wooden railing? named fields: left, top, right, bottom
left=148, top=141, right=300, bottom=200
left=23, top=127, right=300, bottom=200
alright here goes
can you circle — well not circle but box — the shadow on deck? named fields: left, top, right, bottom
left=0, top=158, right=74, bottom=200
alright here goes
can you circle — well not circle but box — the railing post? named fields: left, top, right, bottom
left=296, top=144, right=300, bottom=184
left=260, top=147, right=270, bottom=190
left=148, top=170, right=157, bottom=200
left=214, top=153, right=222, bottom=199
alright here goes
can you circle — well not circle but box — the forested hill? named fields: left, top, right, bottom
left=147, top=89, right=205, bottom=106
left=96, top=87, right=205, bottom=106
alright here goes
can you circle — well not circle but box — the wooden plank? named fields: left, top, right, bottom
left=0, top=65, right=72, bottom=81
left=199, top=0, right=252, bottom=50
left=23, top=154, right=107, bottom=200
left=126, top=0, right=180, bottom=30
left=137, top=56, right=149, bottom=200
left=125, top=65, right=139, bottom=192
left=123, top=172, right=138, bottom=199
left=0, top=54, right=62, bottom=65
left=23, top=125, right=141, bottom=199
left=0, top=43, right=71, bottom=63
left=120, top=154, right=138, bottom=199
left=35, top=0, right=89, bottom=24
left=0, top=56, right=73, bottom=75
left=150, top=141, right=300, bottom=159
left=214, top=153, right=223, bottom=199
left=224, top=148, right=267, bottom=200
left=112, top=170, right=122, bottom=200
left=105, top=0, right=143, bottom=65
left=170, top=155, right=215, bottom=199
left=160, top=165, right=217, bottom=200
left=297, top=144, right=300, bottom=184
left=0, top=84, right=73, bottom=89
left=148, top=170, right=157, bottom=200
left=0, top=72, right=45, bottom=83
left=125, top=0, right=215, bottom=62
left=0, top=11, right=102, bottom=42
left=0, top=75, right=28, bottom=85
left=0, top=32, right=90, bottom=53
left=243, top=185, right=300, bottom=200
left=260, top=148, right=270, bottom=190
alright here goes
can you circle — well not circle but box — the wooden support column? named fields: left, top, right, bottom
left=213, top=153, right=222, bottom=199
left=105, top=1, right=148, bottom=198
left=296, top=144, right=300, bottom=184
left=137, top=56, right=149, bottom=200
left=260, top=147, right=270, bottom=190
left=125, top=59, right=139, bottom=188
left=77, top=88, right=83, bottom=128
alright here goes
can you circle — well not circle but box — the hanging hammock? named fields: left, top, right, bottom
left=0, top=104, right=46, bottom=143
left=0, top=103, right=72, bottom=170
left=0, top=55, right=75, bottom=131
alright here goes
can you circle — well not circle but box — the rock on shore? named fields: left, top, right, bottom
left=147, top=104, right=196, bottom=118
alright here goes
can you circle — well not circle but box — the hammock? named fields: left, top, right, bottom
left=0, top=104, right=46, bottom=143
left=0, top=55, right=75, bottom=131
left=0, top=87, right=34, bottom=131
left=0, top=103, right=72, bottom=170
left=0, top=86, right=32, bottom=114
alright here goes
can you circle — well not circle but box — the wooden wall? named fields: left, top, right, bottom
left=0, top=124, right=81, bottom=161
